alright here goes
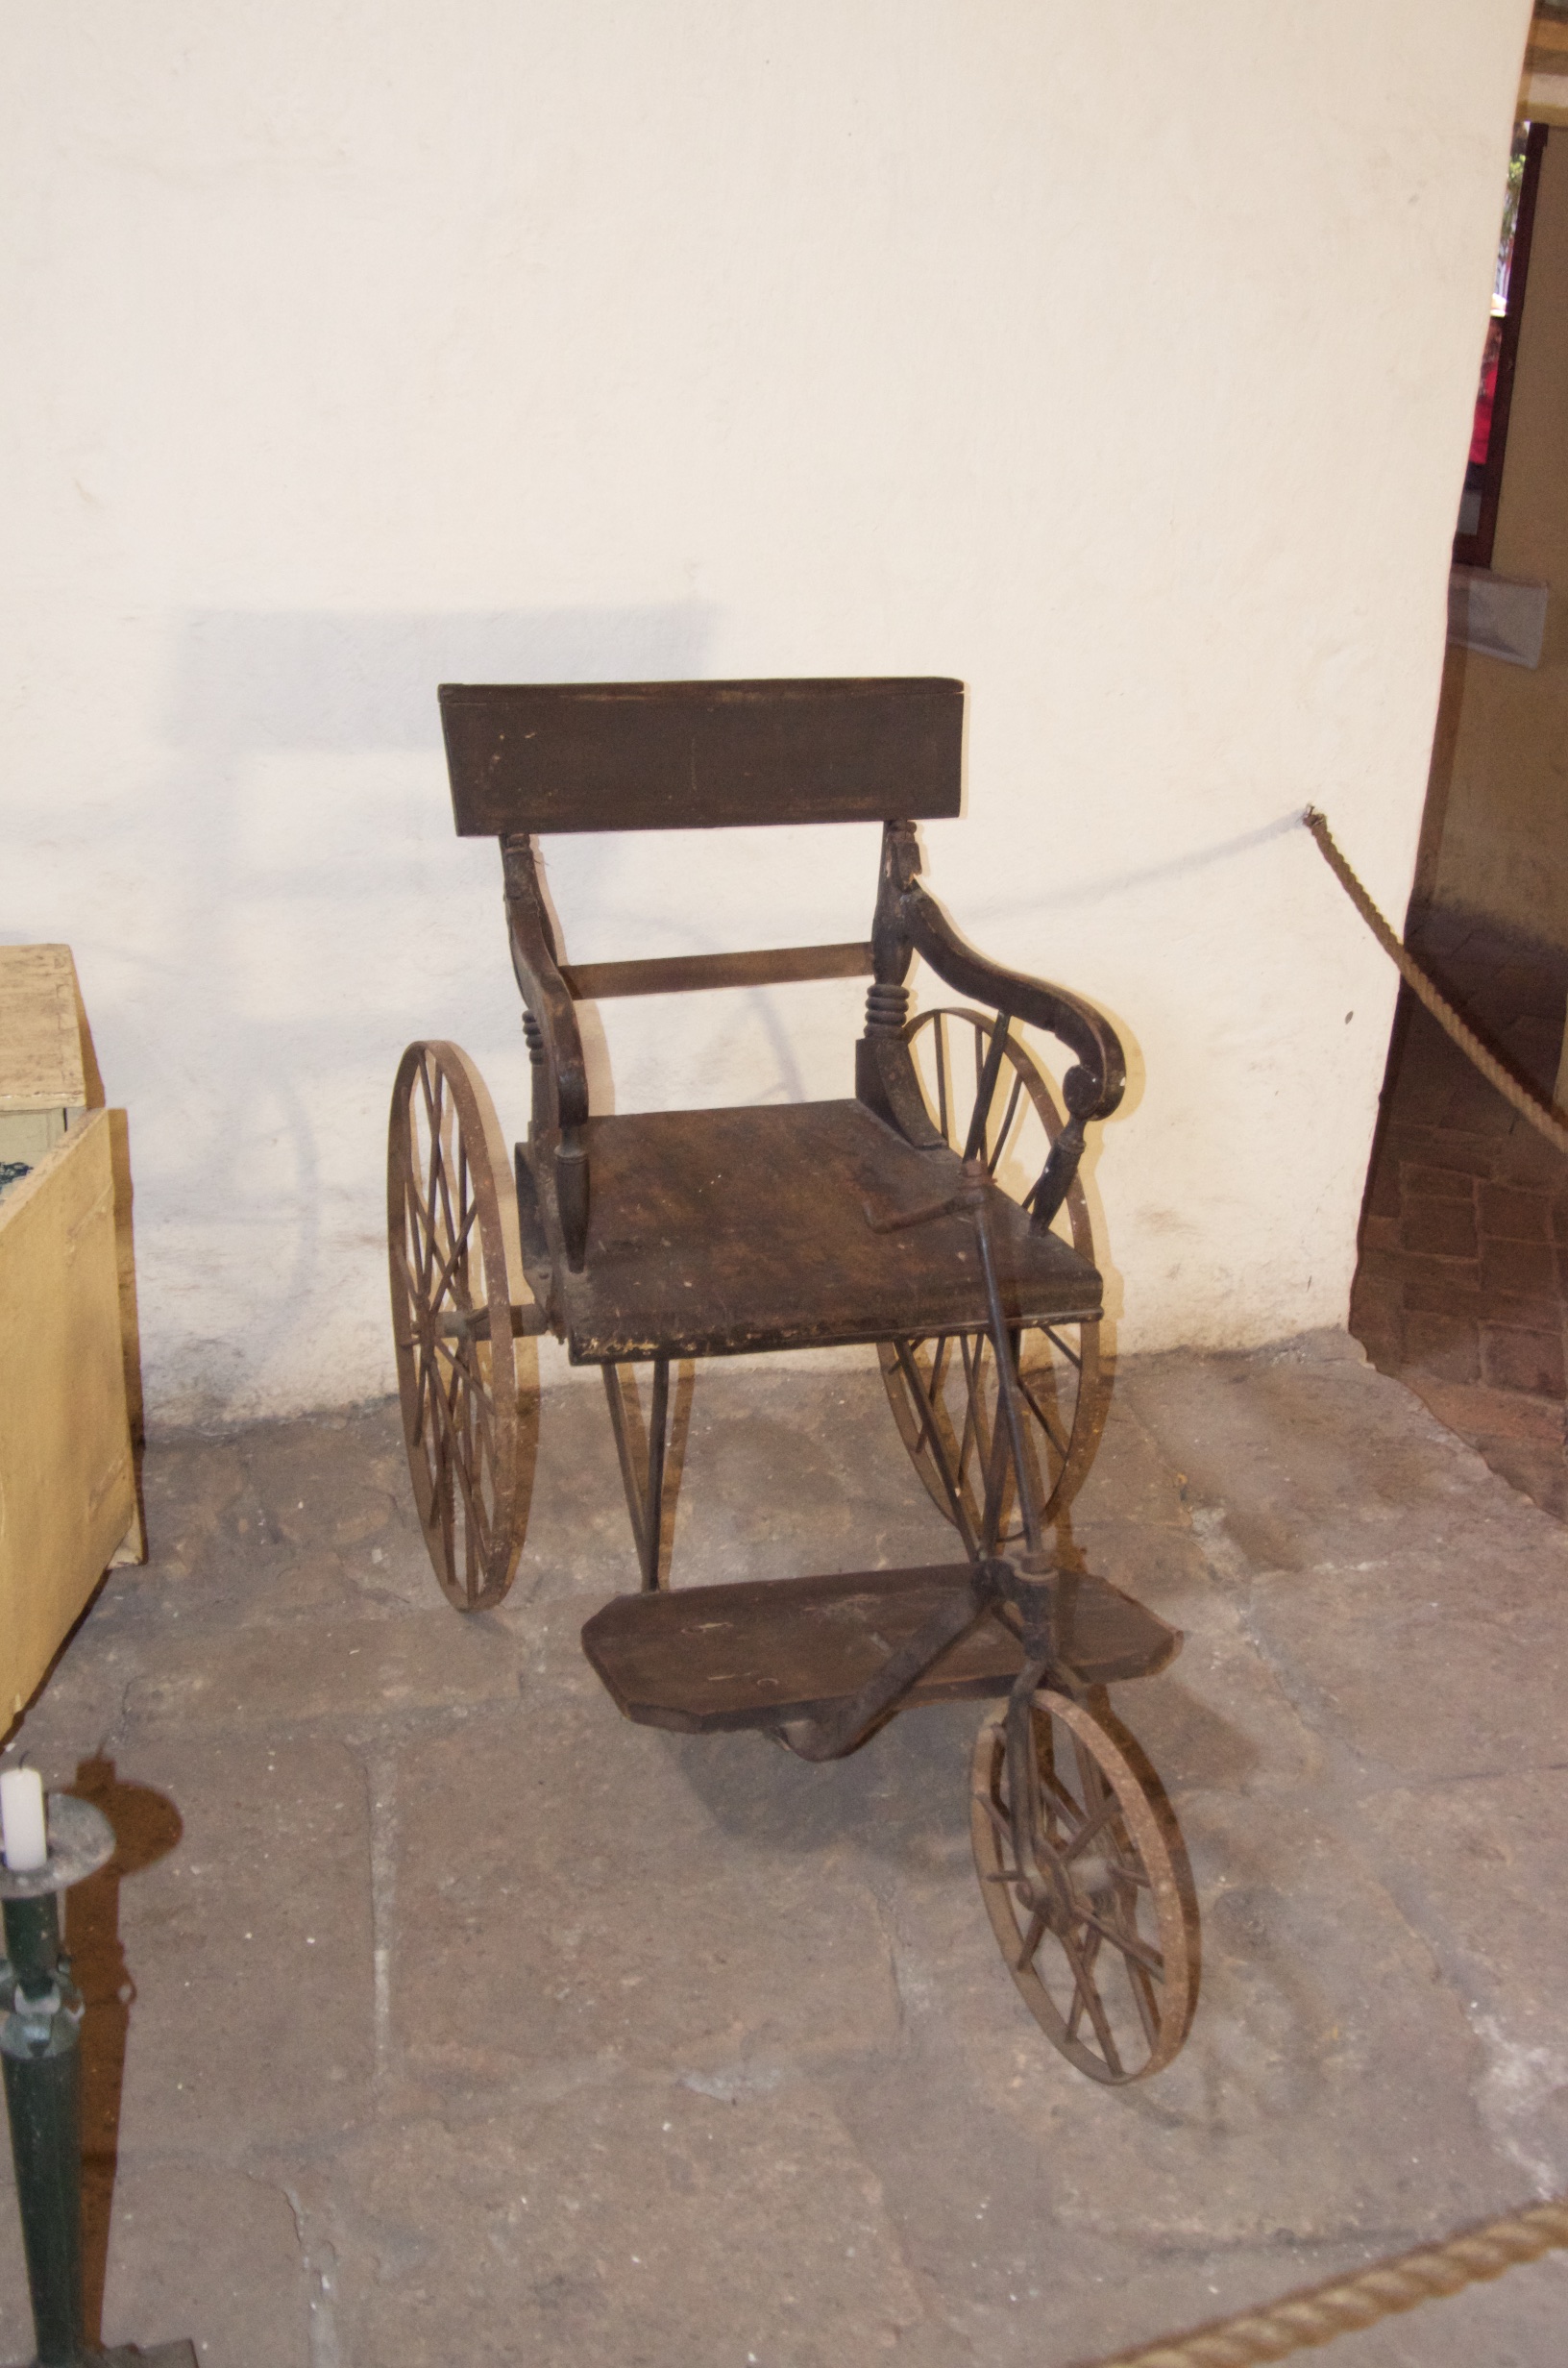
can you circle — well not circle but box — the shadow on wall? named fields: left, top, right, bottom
left=143, top=605, right=715, bottom=1420
left=169, top=607, right=714, bottom=751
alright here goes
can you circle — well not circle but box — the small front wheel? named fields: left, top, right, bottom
left=387, top=1041, right=531, bottom=1610
left=970, top=1690, right=1195, bottom=2082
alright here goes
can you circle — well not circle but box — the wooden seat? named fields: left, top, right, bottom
left=519, top=1098, right=1101, bottom=1363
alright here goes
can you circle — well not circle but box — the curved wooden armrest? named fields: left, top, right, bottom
left=898, top=880, right=1125, bottom=1124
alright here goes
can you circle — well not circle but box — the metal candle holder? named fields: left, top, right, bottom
left=1, top=1793, right=195, bottom=2368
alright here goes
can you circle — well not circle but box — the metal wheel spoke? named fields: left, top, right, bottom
left=1061, top=1925, right=1123, bottom=2076
left=416, top=1073, right=443, bottom=1226
left=1124, top=1950, right=1163, bottom=2048
left=429, top=1135, right=462, bottom=1278
left=423, top=1200, right=480, bottom=1318
left=891, top=1341, right=979, bottom=1555
left=1104, top=1854, right=1152, bottom=1889
left=437, top=1342, right=491, bottom=1467
left=430, top=1340, right=499, bottom=1450
left=401, top=1245, right=445, bottom=1326
left=1060, top=1788, right=1121, bottom=1865
left=410, top=1146, right=443, bottom=1302
left=419, top=1073, right=447, bottom=1258
left=973, top=1789, right=1015, bottom=1850
left=414, top=1342, right=450, bottom=1454
left=441, top=1409, right=492, bottom=1551
left=1064, top=1921, right=1102, bottom=2041
left=1016, top=1905, right=1049, bottom=1972
left=426, top=1343, right=468, bottom=1444
left=1016, top=1365, right=1069, bottom=1460
left=956, top=1332, right=989, bottom=1483
left=429, top=1100, right=467, bottom=1277
left=402, top=1167, right=437, bottom=1264
left=987, top=1073, right=1025, bottom=1175
left=1072, top=1733, right=1108, bottom=1818
left=417, top=1053, right=441, bottom=1135
left=1038, top=1755, right=1085, bottom=1824
left=1087, top=1878, right=1165, bottom=2038
left=1073, top=1900, right=1164, bottom=1982
left=905, top=1344, right=947, bottom=1436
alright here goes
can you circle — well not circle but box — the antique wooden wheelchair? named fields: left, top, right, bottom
left=388, top=678, right=1195, bottom=2082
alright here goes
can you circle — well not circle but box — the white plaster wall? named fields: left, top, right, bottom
left=3, top=0, right=1532, bottom=1422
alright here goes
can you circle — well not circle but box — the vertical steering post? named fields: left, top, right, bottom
left=964, top=1162, right=1046, bottom=1566
left=888, top=1338, right=982, bottom=1560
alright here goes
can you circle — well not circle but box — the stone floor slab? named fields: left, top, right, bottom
left=391, top=1686, right=904, bottom=2083
left=292, top=2082, right=923, bottom=2368
left=1357, top=1768, right=1568, bottom=2194
left=1242, top=1549, right=1568, bottom=1782
left=124, top=1612, right=526, bottom=1730
left=1123, top=1338, right=1520, bottom=1575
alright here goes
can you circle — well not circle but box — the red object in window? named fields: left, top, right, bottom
left=1456, top=125, right=1548, bottom=569
left=1470, top=320, right=1504, bottom=467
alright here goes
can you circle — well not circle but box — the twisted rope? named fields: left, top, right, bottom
left=1072, top=815, right=1568, bottom=2366
left=1084, top=2198, right=1568, bottom=2368
left=1302, top=805, right=1568, bottom=1159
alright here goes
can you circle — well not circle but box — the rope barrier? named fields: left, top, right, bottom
left=1080, top=2197, right=1568, bottom=2368
left=1302, top=805, right=1568, bottom=1159
left=1073, top=810, right=1568, bottom=2366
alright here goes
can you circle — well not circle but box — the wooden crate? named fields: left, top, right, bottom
left=1, top=946, right=143, bottom=1725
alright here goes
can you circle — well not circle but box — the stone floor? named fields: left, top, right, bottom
left=1352, top=909, right=1568, bottom=1517
left=3, top=1336, right=1568, bottom=2367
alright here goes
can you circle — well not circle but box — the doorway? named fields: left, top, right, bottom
left=1350, top=115, right=1568, bottom=1516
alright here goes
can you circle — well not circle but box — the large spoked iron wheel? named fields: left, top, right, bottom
left=970, top=1690, right=1194, bottom=2083
left=878, top=1007, right=1104, bottom=1538
left=388, top=1041, right=530, bottom=1611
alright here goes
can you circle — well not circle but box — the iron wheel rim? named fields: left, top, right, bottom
left=387, top=1040, right=527, bottom=1610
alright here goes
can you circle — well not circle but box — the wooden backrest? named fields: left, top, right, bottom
left=439, top=677, right=964, bottom=836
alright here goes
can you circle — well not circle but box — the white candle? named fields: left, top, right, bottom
left=0, top=1767, right=48, bottom=1873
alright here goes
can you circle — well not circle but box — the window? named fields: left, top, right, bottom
left=1454, top=120, right=1548, bottom=569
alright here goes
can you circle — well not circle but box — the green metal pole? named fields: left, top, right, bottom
left=0, top=1786, right=197, bottom=2368
left=1, top=1892, right=86, bottom=2368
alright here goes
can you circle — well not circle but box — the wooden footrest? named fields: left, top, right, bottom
left=581, top=1563, right=1180, bottom=1735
